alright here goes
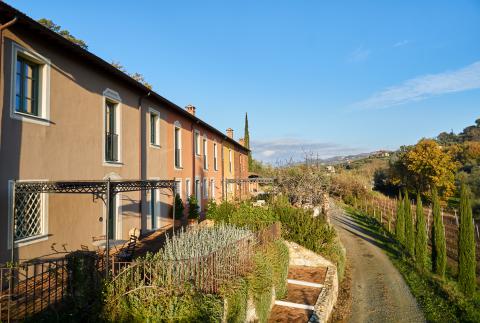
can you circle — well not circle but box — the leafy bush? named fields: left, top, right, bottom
left=103, top=282, right=223, bottom=322
left=207, top=199, right=345, bottom=281
left=207, top=201, right=277, bottom=231
left=188, top=195, right=200, bottom=219
left=248, top=252, right=274, bottom=323
left=174, top=193, right=185, bottom=218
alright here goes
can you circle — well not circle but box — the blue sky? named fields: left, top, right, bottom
left=8, top=0, right=480, bottom=162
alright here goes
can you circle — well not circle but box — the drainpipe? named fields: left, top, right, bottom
left=0, top=17, right=18, bottom=111
left=191, top=120, right=195, bottom=204
left=221, top=138, right=226, bottom=201
left=1, top=17, right=18, bottom=263
left=138, top=91, right=151, bottom=233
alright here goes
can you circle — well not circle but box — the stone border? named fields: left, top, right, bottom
left=285, top=242, right=338, bottom=323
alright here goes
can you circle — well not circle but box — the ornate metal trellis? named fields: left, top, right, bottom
left=11, top=179, right=176, bottom=277
left=225, top=177, right=275, bottom=184
left=223, top=178, right=276, bottom=200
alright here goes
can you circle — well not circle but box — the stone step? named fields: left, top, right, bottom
left=287, top=279, right=323, bottom=288
left=288, top=265, right=327, bottom=283
left=268, top=304, right=313, bottom=323
left=283, top=284, right=322, bottom=306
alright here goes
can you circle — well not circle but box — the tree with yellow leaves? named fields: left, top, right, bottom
left=392, top=139, right=458, bottom=199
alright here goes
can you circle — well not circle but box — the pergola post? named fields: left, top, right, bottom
left=105, top=178, right=111, bottom=278
left=10, top=180, right=16, bottom=263
left=172, top=184, right=176, bottom=232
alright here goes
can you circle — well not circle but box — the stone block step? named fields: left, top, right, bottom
left=268, top=304, right=313, bottom=323
left=288, top=265, right=327, bottom=283
left=282, top=284, right=322, bottom=306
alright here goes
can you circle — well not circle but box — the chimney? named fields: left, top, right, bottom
left=226, top=128, right=234, bottom=139
left=239, top=138, right=245, bottom=146
left=185, top=104, right=196, bottom=116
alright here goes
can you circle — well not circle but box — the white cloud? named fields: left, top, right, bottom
left=393, top=40, right=410, bottom=47
left=251, top=138, right=364, bottom=163
left=353, top=61, right=480, bottom=109
left=347, top=46, right=371, bottom=63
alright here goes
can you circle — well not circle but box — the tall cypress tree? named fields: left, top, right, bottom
left=404, top=190, right=415, bottom=256
left=415, top=193, right=427, bottom=271
left=244, top=113, right=253, bottom=170
left=458, top=184, right=476, bottom=297
left=431, top=187, right=446, bottom=278
left=395, top=191, right=405, bottom=245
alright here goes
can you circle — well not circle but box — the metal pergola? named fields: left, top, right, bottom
left=225, top=177, right=276, bottom=184
left=224, top=178, right=276, bottom=200
left=11, top=179, right=176, bottom=276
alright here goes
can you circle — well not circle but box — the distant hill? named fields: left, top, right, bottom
left=318, top=150, right=392, bottom=165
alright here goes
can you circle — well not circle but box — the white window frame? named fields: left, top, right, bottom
left=203, top=136, right=208, bottom=170
left=7, top=180, right=49, bottom=248
left=174, top=121, right=183, bottom=169
left=174, top=179, right=183, bottom=200
left=10, top=42, right=51, bottom=126
left=194, top=130, right=201, bottom=156
left=195, top=177, right=202, bottom=208
left=102, top=88, right=122, bottom=166
left=229, top=149, right=233, bottom=173
left=213, top=142, right=218, bottom=171
left=210, top=178, right=215, bottom=199
left=149, top=108, right=160, bottom=148
left=148, top=177, right=161, bottom=231
left=203, top=178, right=208, bottom=199
left=102, top=173, right=123, bottom=239
left=185, top=178, right=191, bottom=199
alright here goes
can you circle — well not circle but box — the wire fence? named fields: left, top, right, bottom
left=110, top=222, right=282, bottom=295
left=0, top=252, right=102, bottom=322
left=353, top=196, right=480, bottom=274
left=0, top=223, right=281, bottom=321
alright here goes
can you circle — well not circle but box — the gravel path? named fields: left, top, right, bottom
left=331, top=209, right=425, bottom=323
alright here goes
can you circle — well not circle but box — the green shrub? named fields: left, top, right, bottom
left=103, top=282, right=223, bottom=322
left=248, top=252, right=274, bottom=323
left=431, top=187, right=447, bottom=278
left=404, top=190, right=415, bottom=256
left=458, top=184, right=476, bottom=297
left=395, top=191, right=405, bottom=245
left=221, top=278, right=248, bottom=323
left=188, top=195, right=200, bottom=219
left=206, top=201, right=277, bottom=231
left=268, top=240, right=290, bottom=299
left=174, top=193, right=185, bottom=218
left=415, top=193, right=428, bottom=271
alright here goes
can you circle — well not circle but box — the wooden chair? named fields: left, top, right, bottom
left=115, top=235, right=138, bottom=262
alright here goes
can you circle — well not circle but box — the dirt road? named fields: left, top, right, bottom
left=332, top=210, right=425, bottom=323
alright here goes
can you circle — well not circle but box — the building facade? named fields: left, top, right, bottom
left=0, top=3, right=250, bottom=264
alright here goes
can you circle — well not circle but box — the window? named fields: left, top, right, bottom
left=150, top=188, right=159, bottom=229
left=175, top=180, right=182, bottom=200
left=194, top=131, right=200, bottom=156
left=105, top=100, right=119, bottom=162
left=203, top=138, right=208, bottom=170
left=150, top=110, right=160, bottom=146
left=185, top=179, right=191, bottom=199
left=195, top=179, right=201, bottom=204
left=213, top=143, right=218, bottom=171
left=174, top=122, right=182, bottom=168
left=10, top=43, right=51, bottom=125
left=203, top=178, right=208, bottom=199
left=15, top=56, right=40, bottom=116
left=9, top=181, right=47, bottom=245
left=229, top=149, right=232, bottom=173
left=210, top=179, right=215, bottom=199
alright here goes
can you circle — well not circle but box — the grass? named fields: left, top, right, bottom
left=344, top=205, right=480, bottom=323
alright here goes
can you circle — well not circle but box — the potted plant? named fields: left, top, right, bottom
left=187, top=195, right=200, bottom=226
